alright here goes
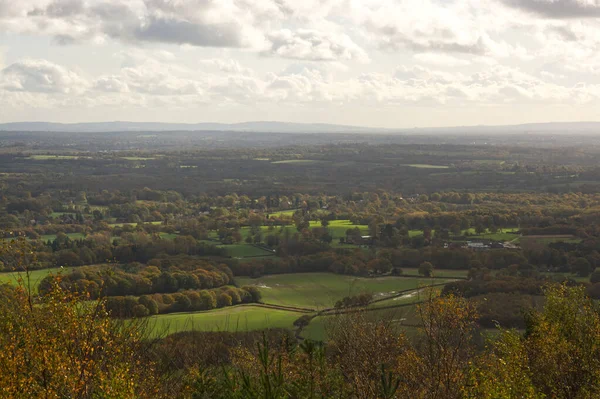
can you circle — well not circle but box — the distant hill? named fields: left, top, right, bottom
left=0, top=121, right=392, bottom=134
left=414, top=122, right=600, bottom=134
left=1, top=121, right=600, bottom=134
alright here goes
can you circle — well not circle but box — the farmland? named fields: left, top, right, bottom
left=271, top=160, right=328, bottom=165
left=401, top=164, right=450, bottom=169
left=146, top=272, right=449, bottom=338
left=236, top=272, right=455, bottom=309
left=25, top=155, right=85, bottom=160
left=146, top=305, right=301, bottom=337
left=0, top=267, right=74, bottom=292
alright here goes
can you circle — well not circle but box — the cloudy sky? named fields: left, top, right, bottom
left=1, top=0, right=600, bottom=128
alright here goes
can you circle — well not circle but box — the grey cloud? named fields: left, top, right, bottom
left=135, top=17, right=245, bottom=47
left=546, top=25, right=581, bottom=41
left=10, top=1, right=256, bottom=48
left=28, top=0, right=85, bottom=17
left=500, top=0, right=600, bottom=18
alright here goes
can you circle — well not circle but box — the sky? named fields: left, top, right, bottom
left=1, top=0, right=600, bottom=128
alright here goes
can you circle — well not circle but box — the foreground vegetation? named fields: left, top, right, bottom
left=1, top=273, right=598, bottom=398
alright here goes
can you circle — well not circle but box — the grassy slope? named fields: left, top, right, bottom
left=146, top=305, right=300, bottom=337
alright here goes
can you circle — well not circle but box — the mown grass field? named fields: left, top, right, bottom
left=237, top=273, right=455, bottom=309
left=146, top=305, right=300, bottom=337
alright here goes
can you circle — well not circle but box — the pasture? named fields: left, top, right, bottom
left=146, top=305, right=300, bottom=337
left=407, top=227, right=520, bottom=242
left=271, top=160, right=327, bottom=165
left=26, top=155, right=85, bottom=160
left=236, top=272, right=456, bottom=309
left=40, top=233, right=86, bottom=242
left=461, top=227, right=520, bottom=242
left=121, top=157, right=156, bottom=161
left=109, top=221, right=163, bottom=228
left=0, top=267, right=74, bottom=292
left=239, top=219, right=369, bottom=241
left=401, top=164, right=450, bottom=169
left=400, top=268, right=468, bottom=279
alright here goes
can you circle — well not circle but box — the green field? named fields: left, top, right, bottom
left=401, top=164, right=450, bottom=169
left=0, top=267, right=74, bottom=292
left=271, top=160, right=328, bottom=165
left=109, top=221, right=163, bottom=228
left=146, top=305, right=300, bottom=337
left=313, top=220, right=369, bottom=239
left=268, top=209, right=300, bottom=217
left=239, top=220, right=368, bottom=241
left=26, top=155, right=85, bottom=160
left=121, top=157, right=156, bottom=161
left=407, top=227, right=520, bottom=242
left=40, top=233, right=86, bottom=242
left=400, top=268, right=468, bottom=278
left=237, top=273, right=455, bottom=309
left=49, top=212, right=77, bottom=218
left=461, top=227, right=520, bottom=242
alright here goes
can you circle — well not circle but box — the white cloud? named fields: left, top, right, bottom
left=199, top=59, right=254, bottom=76
left=0, top=59, right=89, bottom=94
left=3, top=0, right=600, bottom=125
left=414, top=53, right=471, bottom=67
left=266, top=29, right=369, bottom=62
